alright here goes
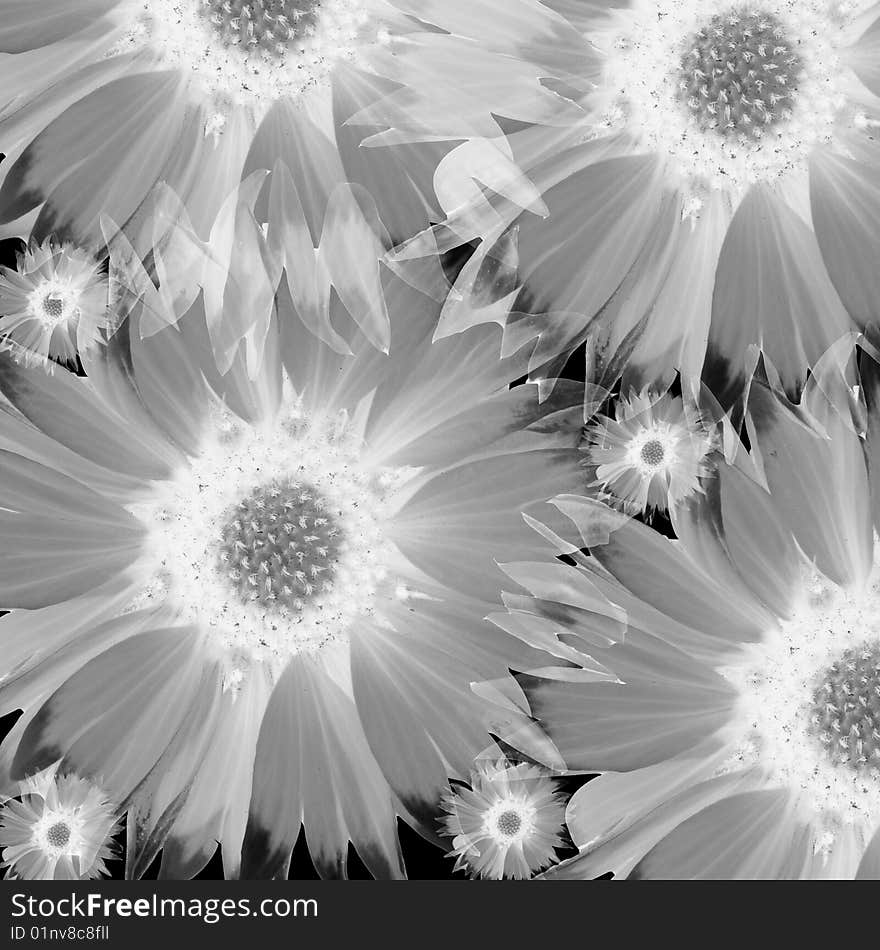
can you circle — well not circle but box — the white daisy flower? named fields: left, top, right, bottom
left=440, top=760, right=567, bottom=880
left=0, top=240, right=114, bottom=368
left=389, top=0, right=880, bottom=394
left=0, top=768, right=119, bottom=880
left=583, top=390, right=718, bottom=517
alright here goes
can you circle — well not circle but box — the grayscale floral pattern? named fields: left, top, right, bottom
left=1, top=0, right=879, bottom=882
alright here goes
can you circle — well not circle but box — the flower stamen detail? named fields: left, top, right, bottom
left=132, top=401, right=412, bottom=668
left=218, top=479, right=342, bottom=613
left=723, top=558, right=880, bottom=852
left=809, top=643, right=880, bottom=773
left=679, top=11, right=803, bottom=140
left=200, top=0, right=322, bottom=57
left=494, top=809, right=523, bottom=839
left=120, top=0, right=376, bottom=117
left=44, top=822, right=72, bottom=851
left=638, top=438, right=666, bottom=469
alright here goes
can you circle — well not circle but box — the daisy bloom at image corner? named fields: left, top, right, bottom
left=0, top=238, right=117, bottom=369
left=0, top=765, right=119, bottom=880
left=0, top=0, right=559, bottom=260
left=385, top=0, right=880, bottom=394
left=0, top=229, right=591, bottom=879
left=581, top=386, right=722, bottom=520
left=439, top=759, right=568, bottom=880
left=482, top=337, right=880, bottom=879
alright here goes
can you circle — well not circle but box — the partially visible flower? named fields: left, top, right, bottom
left=491, top=340, right=880, bottom=878
left=0, top=0, right=503, bottom=253
left=389, top=0, right=880, bottom=395
left=0, top=240, right=114, bottom=368
left=583, top=389, right=718, bottom=517
left=440, top=759, right=567, bottom=879
left=0, top=768, right=119, bottom=880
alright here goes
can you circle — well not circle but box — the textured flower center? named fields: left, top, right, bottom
left=45, top=821, right=71, bottom=849
left=134, top=402, right=412, bottom=674
left=597, top=0, right=846, bottom=206
left=678, top=10, right=802, bottom=139
left=200, top=0, right=321, bottom=56
left=639, top=438, right=666, bottom=468
left=131, top=0, right=376, bottom=118
left=809, top=643, right=880, bottom=774
left=41, top=293, right=66, bottom=321
left=495, top=810, right=523, bottom=838
left=723, top=556, right=880, bottom=852
left=217, top=479, right=341, bottom=613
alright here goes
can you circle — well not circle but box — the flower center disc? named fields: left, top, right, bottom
left=200, top=0, right=321, bottom=57
left=41, top=293, right=66, bottom=321
left=639, top=438, right=666, bottom=468
left=217, top=478, right=341, bottom=613
left=495, top=810, right=523, bottom=838
left=810, top=643, right=880, bottom=773
left=45, top=821, right=71, bottom=849
left=679, top=10, right=803, bottom=139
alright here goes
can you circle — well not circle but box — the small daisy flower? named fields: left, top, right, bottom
left=440, top=760, right=567, bottom=880
left=583, top=390, right=718, bottom=517
left=497, top=340, right=880, bottom=878
left=0, top=240, right=114, bottom=368
left=390, top=0, right=880, bottom=394
left=0, top=768, right=119, bottom=880
left=0, top=219, right=585, bottom=879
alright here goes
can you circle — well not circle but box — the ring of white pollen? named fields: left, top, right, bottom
left=625, top=425, right=679, bottom=479
left=27, top=283, right=79, bottom=332
left=484, top=798, right=536, bottom=847
left=132, top=402, right=407, bottom=668
left=32, top=809, right=86, bottom=861
left=118, top=0, right=379, bottom=119
left=722, top=555, right=880, bottom=851
left=595, top=0, right=847, bottom=200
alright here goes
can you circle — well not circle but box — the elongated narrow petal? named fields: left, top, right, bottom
left=241, top=659, right=403, bottom=880
left=12, top=629, right=207, bottom=802
left=0, top=348, right=177, bottom=480
left=630, top=790, right=806, bottom=880
left=710, top=185, right=850, bottom=395
left=809, top=146, right=880, bottom=329
left=518, top=630, right=737, bottom=771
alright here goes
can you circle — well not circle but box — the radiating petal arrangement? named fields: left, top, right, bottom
left=1, top=0, right=879, bottom=882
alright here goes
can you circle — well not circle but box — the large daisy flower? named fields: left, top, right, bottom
left=390, top=0, right=880, bottom=395
left=0, top=250, right=586, bottom=878
left=488, top=340, right=880, bottom=878
left=0, top=766, right=119, bottom=880
left=0, top=0, right=482, bottom=260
